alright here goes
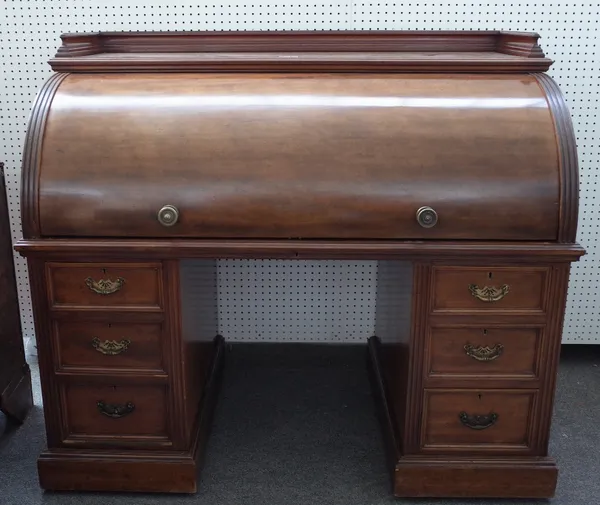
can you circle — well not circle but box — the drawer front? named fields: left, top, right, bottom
left=48, top=263, right=162, bottom=309
left=432, top=266, right=548, bottom=313
left=62, top=383, right=169, bottom=445
left=422, top=389, right=536, bottom=452
left=55, top=321, right=163, bottom=372
left=428, top=327, right=541, bottom=379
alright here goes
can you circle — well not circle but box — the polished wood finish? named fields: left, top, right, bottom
left=427, top=326, right=541, bottom=379
left=62, top=382, right=169, bottom=443
left=16, top=239, right=585, bottom=261
left=0, top=163, right=33, bottom=423
left=47, top=262, right=162, bottom=309
left=431, top=266, right=548, bottom=313
left=54, top=30, right=547, bottom=56
left=393, top=457, right=558, bottom=498
left=55, top=320, right=164, bottom=372
left=369, top=262, right=575, bottom=496
left=535, top=73, right=580, bottom=242
left=21, top=74, right=68, bottom=239
left=49, top=31, right=552, bottom=73
left=373, top=261, right=414, bottom=456
left=17, top=31, right=583, bottom=497
left=178, top=260, right=220, bottom=437
left=37, top=73, right=559, bottom=240
left=38, top=452, right=198, bottom=493
left=368, top=337, right=558, bottom=498
left=37, top=334, right=225, bottom=492
left=422, top=389, right=536, bottom=451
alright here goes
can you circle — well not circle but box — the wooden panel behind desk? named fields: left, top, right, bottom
left=0, top=162, right=33, bottom=424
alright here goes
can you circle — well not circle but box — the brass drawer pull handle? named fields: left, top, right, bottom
left=85, top=277, right=125, bottom=295
left=97, top=401, right=135, bottom=419
left=468, top=284, right=509, bottom=302
left=459, top=411, right=498, bottom=430
left=464, top=343, right=504, bottom=361
left=91, top=337, right=131, bottom=355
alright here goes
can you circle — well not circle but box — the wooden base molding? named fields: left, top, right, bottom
left=393, top=457, right=558, bottom=498
left=38, top=451, right=198, bottom=493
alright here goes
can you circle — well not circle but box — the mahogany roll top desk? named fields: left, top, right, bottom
left=16, top=31, right=584, bottom=498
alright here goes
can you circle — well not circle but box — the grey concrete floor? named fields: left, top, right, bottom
left=1, top=343, right=599, bottom=505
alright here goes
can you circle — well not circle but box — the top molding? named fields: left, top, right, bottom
left=49, top=30, right=552, bottom=73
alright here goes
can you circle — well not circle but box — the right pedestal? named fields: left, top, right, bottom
left=371, top=260, right=572, bottom=499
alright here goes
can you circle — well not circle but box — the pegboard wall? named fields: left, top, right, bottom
left=218, top=260, right=377, bottom=341
left=1, top=1, right=598, bottom=344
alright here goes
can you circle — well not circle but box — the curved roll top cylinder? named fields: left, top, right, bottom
left=26, top=72, right=572, bottom=240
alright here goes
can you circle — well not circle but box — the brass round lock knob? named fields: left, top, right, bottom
left=157, top=205, right=179, bottom=227
left=416, top=206, right=438, bottom=228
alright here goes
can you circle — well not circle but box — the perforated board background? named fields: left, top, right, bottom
left=1, top=1, right=598, bottom=345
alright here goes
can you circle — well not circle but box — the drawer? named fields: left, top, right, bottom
left=47, top=263, right=162, bottom=309
left=422, top=389, right=537, bottom=452
left=61, top=382, right=170, bottom=446
left=427, top=327, right=541, bottom=379
left=431, top=266, right=548, bottom=313
left=55, top=320, right=163, bottom=372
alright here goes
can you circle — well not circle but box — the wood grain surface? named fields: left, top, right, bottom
left=0, top=163, right=33, bottom=422
left=38, top=73, right=559, bottom=240
left=49, top=31, right=552, bottom=73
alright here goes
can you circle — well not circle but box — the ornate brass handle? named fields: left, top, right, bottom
left=468, top=284, right=509, bottom=302
left=85, top=277, right=125, bottom=295
left=464, top=343, right=504, bottom=362
left=459, top=411, right=498, bottom=430
left=91, top=337, right=131, bottom=355
left=97, top=401, right=135, bottom=419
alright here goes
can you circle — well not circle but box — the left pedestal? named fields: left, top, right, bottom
left=25, top=258, right=223, bottom=493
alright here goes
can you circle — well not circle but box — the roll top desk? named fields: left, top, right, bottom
left=16, top=31, right=584, bottom=498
